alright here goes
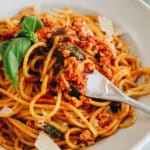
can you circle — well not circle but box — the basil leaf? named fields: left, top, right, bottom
left=29, top=32, right=38, bottom=42
left=3, top=38, right=31, bottom=89
left=3, top=51, right=19, bottom=89
left=0, top=41, right=10, bottom=56
left=19, top=29, right=38, bottom=42
left=19, top=16, right=43, bottom=42
left=4, top=38, right=31, bottom=64
left=1, top=17, right=43, bottom=89
left=21, top=16, right=43, bottom=32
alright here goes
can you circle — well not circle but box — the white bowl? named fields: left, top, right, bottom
left=0, top=0, right=150, bottom=150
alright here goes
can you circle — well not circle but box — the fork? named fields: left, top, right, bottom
left=86, top=70, right=150, bottom=114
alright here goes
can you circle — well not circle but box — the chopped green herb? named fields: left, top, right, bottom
left=65, top=45, right=85, bottom=61
left=70, top=87, right=80, bottom=98
left=43, top=125, right=62, bottom=138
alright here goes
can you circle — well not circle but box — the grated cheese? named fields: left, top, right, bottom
left=0, top=106, right=12, bottom=115
left=0, top=146, right=6, bottom=150
left=99, top=16, right=114, bottom=41
left=35, top=131, right=60, bottom=150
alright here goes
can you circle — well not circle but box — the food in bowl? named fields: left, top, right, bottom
left=0, top=6, right=150, bottom=150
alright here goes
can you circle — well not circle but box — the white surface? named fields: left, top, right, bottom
left=0, top=0, right=150, bottom=150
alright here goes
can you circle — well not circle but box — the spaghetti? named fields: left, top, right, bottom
left=0, top=6, right=150, bottom=150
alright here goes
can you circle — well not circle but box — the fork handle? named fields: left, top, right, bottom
left=100, top=95, right=150, bottom=114
left=124, top=96, right=150, bottom=114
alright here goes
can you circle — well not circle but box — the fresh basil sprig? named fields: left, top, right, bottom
left=18, top=16, right=43, bottom=42
left=0, top=16, right=43, bottom=90
left=1, top=38, right=31, bottom=89
left=0, top=41, right=10, bottom=56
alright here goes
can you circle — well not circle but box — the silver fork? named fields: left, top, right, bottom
left=86, top=70, right=150, bottom=114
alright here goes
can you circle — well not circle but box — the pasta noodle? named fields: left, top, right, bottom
left=0, top=6, right=150, bottom=150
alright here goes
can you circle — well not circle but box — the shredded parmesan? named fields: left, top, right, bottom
left=0, top=146, right=6, bottom=150
left=99, top=16, right=114, bottom=41
left=116, top=41, right=123, bottom=49
left=99, top=16, right=125, bottom=38
left=0, top=106, right=12, bottom=115
left=35, top=131, right=60, bottom=150
left=114, top=27, right=125, bottom=36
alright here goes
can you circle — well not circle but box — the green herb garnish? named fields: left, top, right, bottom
left=69, top=87, right=80, bottom=98
left=18, top=16, right=43, bottom=42
left=65, top=45, right=85, bottom=60
left=2, top=38, right=31, bottom=89
left=43, top=125, right=62, bottom=138
left=0, top=41, right=10, bottom=56
left=0, top=16, right=43, bottom=89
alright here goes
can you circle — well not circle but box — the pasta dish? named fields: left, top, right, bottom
left=0, top=6, right=150, bottom=150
